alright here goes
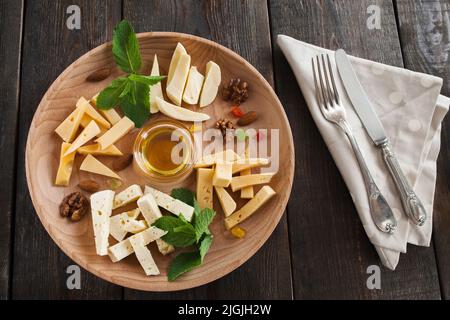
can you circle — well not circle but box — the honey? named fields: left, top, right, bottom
left=134, top=120, right=195, bottom=183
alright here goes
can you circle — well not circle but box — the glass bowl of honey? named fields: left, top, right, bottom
left=133, top=119, right=196, bottom=184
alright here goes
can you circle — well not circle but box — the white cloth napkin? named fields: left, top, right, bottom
left=278, top=35, right=450, bottom=270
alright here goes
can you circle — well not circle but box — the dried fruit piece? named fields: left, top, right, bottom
left=237, top=111, right=258, bottom=126
left=231, top=226, right=246, bottom=238
left=222, top=78, right=249, bottom=105
left=112, top=154, right=133, bottom=171
left=231, top=106, right=245, bottom=118
left=59, top=192, right=89, bottom=222
left=215, top=118, right=235, bottom=137
left=86, top=68, right=111, bottom=82
left=78, top=180, right=100, bottom=193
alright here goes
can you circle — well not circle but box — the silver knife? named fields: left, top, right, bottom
left=335, top=49, right=427, bottom=226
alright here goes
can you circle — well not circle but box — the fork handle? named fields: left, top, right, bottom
left=380, top=142, right=426, bottom=226
left=338, top=119, right=397, bottom=233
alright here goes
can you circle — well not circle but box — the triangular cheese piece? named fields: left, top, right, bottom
left=77, top=143, right=123, bottom=156
left=64, top=121, right=101, bottom=156
left=54, top=103, right=87, bottom=142
left=150, top=54, right=164, bottom=114
left=80, top=114, right=107, bottom=137
left=91, top=93, right=122, bottom=125
left=167, top=43, right=187, bottom=85
left=80, top=154, right=121, bottom=180
left=95, top=116, right=134, bottom=150
left=76, top=97, right=110, bottom=128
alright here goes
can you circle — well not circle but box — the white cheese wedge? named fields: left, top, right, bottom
left=129, top=233, right=160, bottom=276
left=80, top=154, right=121, bottom=180
left=183, top=66, right=204, bottom=105
left=155, top=96, right=210, bottom=122
left=194, top=149, right=241, bottom=168
left=64, top=120, right=101, bottom=156
left=91, top=93, right=122, bottom=125
left=109, top=208, right=141, bottom=242
left=230, top=173, right=275, bottom=192
left=54, top=104, right=87, bottom=142
left=214, top=186, right=236, bottom=217
left=55, top=142, right=76, bottom=186
left=95, top=116, right=135, bottom=150
left=149, top=54, right=164, bottom=114
left=77, top=143, right=123, bottom=156
left=124, top=219, right=148, bottom=234
left=212, top=161, right=232, bottom=187
left=224, top=186, right=276, bottom=229
left=199, top=61, right=221, bottom=107
left=167, top=42, right=187, bottom=85
left=137, top=193, right=163, bottom=225
left=113, top=184, right=143, bottom=209
left=196, top=168, right=213, bottom=209
left=76, top=96, right=111, bottom=128
left=108, top=226, right=166, bottom=262
left=144, top=185, right=194, bottom=222
left=231, top=158, right=270, bottom=174
left=91, top=190, right=115, bottom=255
left=166, top=53, right=191, bottom=106
left=155, top=239, right=175, bottom=256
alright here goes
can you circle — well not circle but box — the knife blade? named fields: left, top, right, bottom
left=335, top=49, right=427, bottom=226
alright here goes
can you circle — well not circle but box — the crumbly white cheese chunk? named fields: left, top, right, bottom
left=129, top=233, right=160, bottom=276
left=144, top=185, right=194, bottom=221
left=113, top=184, right=143, bottom=209
left=91, top=190, right=115, bottom=255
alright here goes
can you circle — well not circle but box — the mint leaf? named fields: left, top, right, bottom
left=129, top=74, right=166, bottom=86
left=152, top=216, right=196, bottom=248
left=96, top=77, right=129, bottom=110
left=171, top=188, right=195, bottom=207
left=168, top=252, right=201, bottom=281
left=119, top=80, right=149, bottom=127
left=112, top=20, right=141, bottom=73
left=193, top=208, right=216, bottom=241
left=199, top=234, right=213, bottom=262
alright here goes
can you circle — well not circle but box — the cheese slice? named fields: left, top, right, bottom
left=144, top=186, right=194, bottom=222
left=80, top=115, right=107, bottom=137
left=199, top=61, right=221, bottom=107
left=167, top=42, right=187, bottom=85
left=113, top=184, right=143, bottom=209
left=76, top=97, right=110, bottom=128
left=232, top=158, right=270, bottom=174
left=90, top=93, right=122, bottom=126
left=129, top=233, right=160, bottom=276
left=54, top=104, right=87, bottom=142
left=155, top=96, right=210, bottom=122
left=166, top=53, right=191, bottom=106
left=212, top=161, right=232, bottom=187
left=240, top=168, right=254, bottom=199
left=109, top=208, right=141, bottom=242
left=77, top=143, right=123, bottom=156
left=55, top=142, right=76, bottom=186
left=108, top=226, right=166, bottom=262
left=137, top=193, right=163, bottom=225
left=183, top=66, right=204, bottom=105
left=196, top=168, right=213, bottom=209
left=195, top=149, right=241, bottom=168
left=80, top=154, right=121, bottom=180
left=214, top=186, right=236, bottom=217
left=64, top=120, right=101, bottom=156
left=230, top=173, right=275, bottom=192
left=91, top=190, right=115, bottom=255
left=124, top=219, right=148, bottom=234
left=150, top=54, right=164, bottom=113
left=224, top=186, right=276, bottom=229
left=95, top=116, right=134, bottom=150
left=155, top=239, right=175, bottom=256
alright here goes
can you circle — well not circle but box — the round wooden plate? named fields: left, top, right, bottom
left=26, top=32, right=294, bottom=291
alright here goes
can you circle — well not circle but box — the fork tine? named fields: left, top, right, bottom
left=326, top=54, right=340, bottom=104
left=316, top=55, right=330, bottom=108
left=311, top=58, right=322, bottom=107
left=321, top=54, right=334, bottom=106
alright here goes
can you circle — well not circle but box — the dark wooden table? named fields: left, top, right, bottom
left=1, top=0, right=449, bottom=300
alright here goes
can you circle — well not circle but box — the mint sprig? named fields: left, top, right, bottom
left=153, top=188, right=216, bottom=281
left=96, top=20, right=165, bottom=127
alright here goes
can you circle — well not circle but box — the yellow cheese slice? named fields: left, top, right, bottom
left=212, top=162, right=232, bottom=187
left=167, top=42, right=187, bottom=85
left=240, top=168, right=254, bottom=199
left=150, top=54, right=164, bottom=114
left=64, top=120, right=101, bottom=156
left=199, top=61, right=221, bottom=107
left=214, top=186, right=236, bottom=217
left=55, top=142, right=76, bottom=186
left=166, top=53, right=191, bottom=106
left=232, top=158, right=270, bottom=174
left=230, top=173, right=275, bottom=192
left=90, top=93, right=122, bottom=125
left=196, top=168, right=214, bottom=209
left=80, top=114, right=107, bottom=137
left=54, top=104, right=87, bottom=142
left=183, top=66, right=204, bottom=105
left=224, top=186, right=276, bottom=229
left=95, top=116, right=134, bottom=150
left=77, top=143, right=123, bottom=156
left=76, top=97, right=110, bottom=128
left=79, top=154, right=121, bottom=180
left=195, top=149, right=241, bottom=168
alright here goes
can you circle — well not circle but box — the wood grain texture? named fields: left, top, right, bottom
left=123, top=0, right=292, bottom=298
left=0, top=0, right=23, bottom=300
left=12, top=0, right=123, bottom=299
left=394, top=0, right=450, bottom=298
left=269, top=0, right=441, bottom=299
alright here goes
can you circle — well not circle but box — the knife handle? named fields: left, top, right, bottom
left=380, top=142, right=427, bottom=226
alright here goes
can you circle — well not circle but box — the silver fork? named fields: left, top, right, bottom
left=312, top=54, right=397, bottom=234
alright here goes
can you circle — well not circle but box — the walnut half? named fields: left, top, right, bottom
left=59, top=192, right=89, bottom=222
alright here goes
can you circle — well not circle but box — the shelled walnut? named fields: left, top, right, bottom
left=59, top=192, right=89, bottom=222
left=222, top=78, right=249, bottom=105
left=215, top=118, right=235, bottom=136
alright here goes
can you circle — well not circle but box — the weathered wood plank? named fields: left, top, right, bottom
left=395, top=0, right=450, bottom=299
left=12, top=0, right=123, bottom=299
left=269, top=0, right=441, bottom=299
left=0, top=0, right=24, bottom=300
left=123, top=0, right=293, bottom=299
